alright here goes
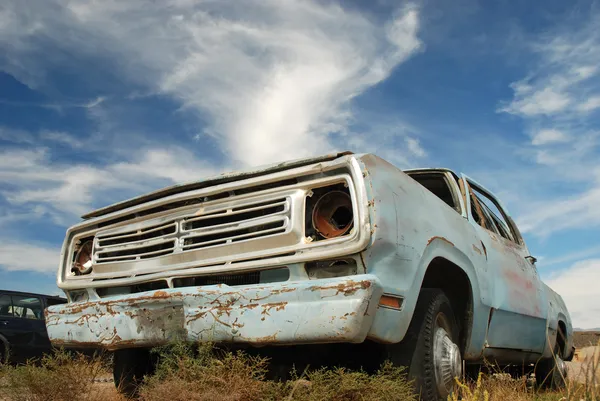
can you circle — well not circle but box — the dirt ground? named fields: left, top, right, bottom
left=573, top=331, right=600, bottom=348
left=566, top=345, right=600, bottom=384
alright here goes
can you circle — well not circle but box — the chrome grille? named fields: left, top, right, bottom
left=93, top=197, right=290, bottom=264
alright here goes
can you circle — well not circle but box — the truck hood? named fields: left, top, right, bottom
left=82, top=151, right=353, bottom=219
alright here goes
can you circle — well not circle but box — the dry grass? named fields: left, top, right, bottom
left=0, top=343, right=598, bottom=401
left=140, top=342, right=416, bottom=401
left=0, top=350, right=124, bottom=401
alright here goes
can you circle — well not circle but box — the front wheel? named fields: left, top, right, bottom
left=388, top=289, right=463, bottom=401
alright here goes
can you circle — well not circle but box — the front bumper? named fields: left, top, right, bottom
left=46, top=275, right=383, bottom=350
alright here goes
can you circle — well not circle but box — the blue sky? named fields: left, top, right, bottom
left=0, top=0, right=599, bottom=328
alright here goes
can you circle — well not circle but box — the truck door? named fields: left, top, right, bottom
left=462, top=175, right=548, bottom=354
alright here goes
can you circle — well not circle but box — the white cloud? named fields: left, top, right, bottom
left=497, top=13, right=600, bottom=237
left=500, top=17, right=600, bottom=118
left=502, top=86, right=571, bottom=116
left=578, top=95, right=600, bottom=112
left=0, top=0, right=423, bottom=168
left=531, top=129, right=569, bottom=146
left=517, top=185, right=600, bottom=235
left=0, top=146, right=217, bottom=225
left=405, top=137, right=426, bottom=157
left=40, top=131, right=84, bottom=148
left=545, top=259, right=600, bottom=329
left=0, top=242, right=61, bottom=272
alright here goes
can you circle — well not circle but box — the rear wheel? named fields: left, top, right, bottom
left=535, top=330, right=567, bottom=389
left=388, top=289, right=463, bottom=401
left=113, top=348, right=155, bottom=398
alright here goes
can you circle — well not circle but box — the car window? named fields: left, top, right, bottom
left=0, top=294, right=12, bottom=317
left=469, top=184, right=518, bottom=243
left=408, top=172, right=460, bottom=212
left=11, top=296, right=43, bottom=320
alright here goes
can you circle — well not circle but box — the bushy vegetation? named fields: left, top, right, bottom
left=0, top=342, right=598, bottom=401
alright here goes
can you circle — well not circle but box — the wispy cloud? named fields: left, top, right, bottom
left=0, top=145, right=217, bottom=225
left=498, top=10, right=600, bottom=236
left=0, top=241, right=60, bottom=272
left=545, top=258, right=600, bottom=329
left=530, top=129, right=569, bottom=146
left=0, top=0, right=423, bottom=167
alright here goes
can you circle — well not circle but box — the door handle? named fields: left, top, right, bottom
left=0, top=320, right=8, bottom=325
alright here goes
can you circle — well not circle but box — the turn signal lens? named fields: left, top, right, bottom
left=379, top=295, right=404, bottom=310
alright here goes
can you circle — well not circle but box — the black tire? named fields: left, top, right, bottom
left=535, top=330, right=567, bottom=389
left=0, top=335, right=9, bottom=365
left=387, top=289, right=463, bottom=401
left=113, top=348, right=154, bottom=398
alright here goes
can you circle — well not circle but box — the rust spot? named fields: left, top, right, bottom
left=472, top=244, right=482, bottom=255
left=260, top=302, right=288, bottom=320
left=339, top=312, right=356, bottom=320
left=427, top=236, right=455, bottom=247
left=152, top=290, right=169, bottom=298
left=368, top=199, right=375, bottom=207
left=309, top=280, right=371, bottom=297
left=269, top=288, right=296, bottom=295
left=254, top=333, right=279, bottom=343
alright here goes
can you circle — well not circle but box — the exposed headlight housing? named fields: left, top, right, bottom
left=308, top=186, right=354, bottom=240
left=71, top=239, right=93, bottom=275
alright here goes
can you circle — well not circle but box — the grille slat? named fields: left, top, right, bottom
left=93, top=197, right=291, bottom=265
left=97, top=222, right=177, bottom=248
left=182, top=199, right=287, bottom=232
left=182, top=220, right=287, bottom=251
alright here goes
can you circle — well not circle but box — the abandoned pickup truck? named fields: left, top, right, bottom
left=46, top=152, right=573, bottom=400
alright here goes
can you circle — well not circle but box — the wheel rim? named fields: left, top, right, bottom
left=555, top=354, right=567, bottom=382
left=433, top=314, right=462, bottom=396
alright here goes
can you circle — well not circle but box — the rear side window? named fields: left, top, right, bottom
left=10, top=296, right=43, bottom=320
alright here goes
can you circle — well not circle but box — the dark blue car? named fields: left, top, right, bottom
left=0, top=289, right=67, bottom=363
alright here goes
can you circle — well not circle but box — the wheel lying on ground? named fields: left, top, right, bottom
left=113, top=348, right=155, bottom=398
left=535, top=330, right=567, bottom=389
left=387, top=289, right=463, bottom=401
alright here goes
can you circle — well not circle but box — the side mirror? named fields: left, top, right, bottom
left=525, top=255, right=537, bottom=264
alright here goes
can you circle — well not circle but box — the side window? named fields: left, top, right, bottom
left=469, top=192, right=497, bottom=233
left=408, top=173, right=460, bottom=212
left=469, top=184, right=518, bottom=243
left=11, top=296, right=43, bottom=320
left=0, top=294, right=12, bottom=317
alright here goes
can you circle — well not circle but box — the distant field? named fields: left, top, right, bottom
left=574, top=331, right=600, bottom=348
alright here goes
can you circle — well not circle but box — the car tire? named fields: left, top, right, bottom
left=535, top=330, right=567, bottom=389
left=113, top=348, right=154, bottom=398
left=387, top=289, right=463, bottom=401
left=0, top=335, right=9, bottom=365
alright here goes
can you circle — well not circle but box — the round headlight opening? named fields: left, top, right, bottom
left=72, top=240, right=93, bottom=275
left=311, top=190, right=353, bottom=238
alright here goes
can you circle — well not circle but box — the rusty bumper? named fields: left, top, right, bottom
left=46, top=275, right=383, bottom=350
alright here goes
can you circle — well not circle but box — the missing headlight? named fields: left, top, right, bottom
left=305, top=184, right=353, bottom=240
left=71, top=237, right=94, bottom=275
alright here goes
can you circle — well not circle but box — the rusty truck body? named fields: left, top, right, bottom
left=46, top=152, right=574, bottom=400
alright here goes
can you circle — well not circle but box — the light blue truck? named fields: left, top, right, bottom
left=46, top=152, right=574, bottom=400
